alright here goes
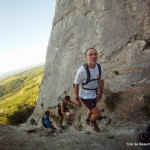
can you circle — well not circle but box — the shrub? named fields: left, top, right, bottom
left=143, top=95, right=150, bottom=105
left=30, top=118, right=36, bottom=125
left=141, top=106, right=150, bottom=118
left=64, top=90, right=67, bottom=94
left=104, top=89, right=120, bottom=111
left=40, top=103, right=44, bottom=108
left=141, top=94, right=150, bottom=118
left=0, top=114, right=7, bottom=124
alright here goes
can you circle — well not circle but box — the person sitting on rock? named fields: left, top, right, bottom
left=58, top=95, right=77, bottom=128
left=42, top=110, right=56, bottom=133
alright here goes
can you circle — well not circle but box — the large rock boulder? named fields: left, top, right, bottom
left=29, top=0, right=150, bottom=123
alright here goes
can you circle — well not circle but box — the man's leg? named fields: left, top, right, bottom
left=60, top=115, right=64, bottom=125
left=67, top=114, right=72, bottom=122
left=86, top=110, right=92, bottom=124
left=90, top=107, right=101, bottom=131
left=87, top=110, right=92, bottom=119
left=66, top=111, right=74, bottom=124
left=80, top=98, right=101, bottom=130
left=90, top=107, right=101, bottom=121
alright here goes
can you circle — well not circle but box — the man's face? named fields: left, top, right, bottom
left=46, top=113, right=50, bottom=118
left=86, top=49, right=98, bottom=65
left=65, top=99, right=70, bottom=104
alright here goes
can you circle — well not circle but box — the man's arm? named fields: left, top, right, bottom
left=74, top=84, right=79, bottom=99
left=97, top=79, right=104, bottom=102
left=70, top=100, right=78, bottom=106
left=74, top=84, right=81, bottom=107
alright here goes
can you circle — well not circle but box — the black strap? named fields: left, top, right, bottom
left=82, top=87, right=99, bottom=95
left=82, top=63, right=90, bottom=86
left=97, top=63, right=101, bottom=78
left=82, top=87, right=99, bottom=91
left=82, top=63, right=101, bottom=86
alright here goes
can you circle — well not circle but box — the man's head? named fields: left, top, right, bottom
left=85, top=48, right=98, bottom=66
left=45, top=110, right=50, bottom=118
left=64, top=95, right=71, bottom=102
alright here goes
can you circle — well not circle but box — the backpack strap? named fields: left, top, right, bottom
left=57, top=97, right=64, bottom=107
left=96, top=63, right=101, bottom=79
left=82, top=63, right=101, bottom=86
left=82, top=63, right=90, bottom=86
left=82, top=87, right=99, bottom=95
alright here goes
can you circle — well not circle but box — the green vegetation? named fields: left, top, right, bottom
left=104, top=89, right=120, bottom=111
left=141, top=94, right=150, bottom=118
left=0, top=78, right=24, bottom=97
left=0, top=66, right=44, bottom=125
left=7, top=103, right=35, bottom=125
left=30, top=118, right=36, bottom=125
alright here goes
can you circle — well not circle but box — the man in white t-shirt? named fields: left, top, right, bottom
left=74, top=48, right=104, bottom=132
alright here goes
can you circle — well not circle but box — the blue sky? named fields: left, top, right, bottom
left=0, top=0, right=56, bottom=74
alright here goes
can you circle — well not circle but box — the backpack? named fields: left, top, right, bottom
left=82, top=63, right=101, bottom=94
left=57, top=97, right=64, bottom=107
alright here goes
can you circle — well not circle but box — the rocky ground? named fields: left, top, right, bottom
left=0, top=114, right=149, bottom=150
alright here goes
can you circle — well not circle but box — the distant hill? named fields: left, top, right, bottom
left=0, top=64, right=44, bottom=81
left=0, top=66, right=44, bottom=124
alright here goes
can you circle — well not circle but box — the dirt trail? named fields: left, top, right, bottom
left=0, top=117, right=146, bottom=150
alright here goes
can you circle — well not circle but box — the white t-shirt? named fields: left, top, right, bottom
left=74, top=64, right=104, bottom=99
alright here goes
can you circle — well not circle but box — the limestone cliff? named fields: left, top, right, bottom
left=30, top=0, right=150, bottom=122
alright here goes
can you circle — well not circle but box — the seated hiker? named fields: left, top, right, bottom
left=58, top=95, right=77, bottom=128
left=42, top=110, right=56, bottom=133
left=139, top=124, right=150, bottom=143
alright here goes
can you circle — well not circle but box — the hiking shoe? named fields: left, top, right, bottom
left=66, top=121, right=72, bottom=125
left=90, top=121, right=100, bottom=132
left=61, top=125, right=65, bottom=129
left=86, top=118, right=90, bottom=125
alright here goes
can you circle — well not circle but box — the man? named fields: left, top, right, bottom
left=42, top=110, right=56, bottom=133
left=74, top=48, right=104, bottom=132
left=58, top=95, right=77, bottom=128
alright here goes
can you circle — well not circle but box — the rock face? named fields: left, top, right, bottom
left=30, top=0, right=150, bottom=122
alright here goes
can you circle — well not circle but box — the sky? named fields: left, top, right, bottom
left=0, top=0, right=56, bottom=74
